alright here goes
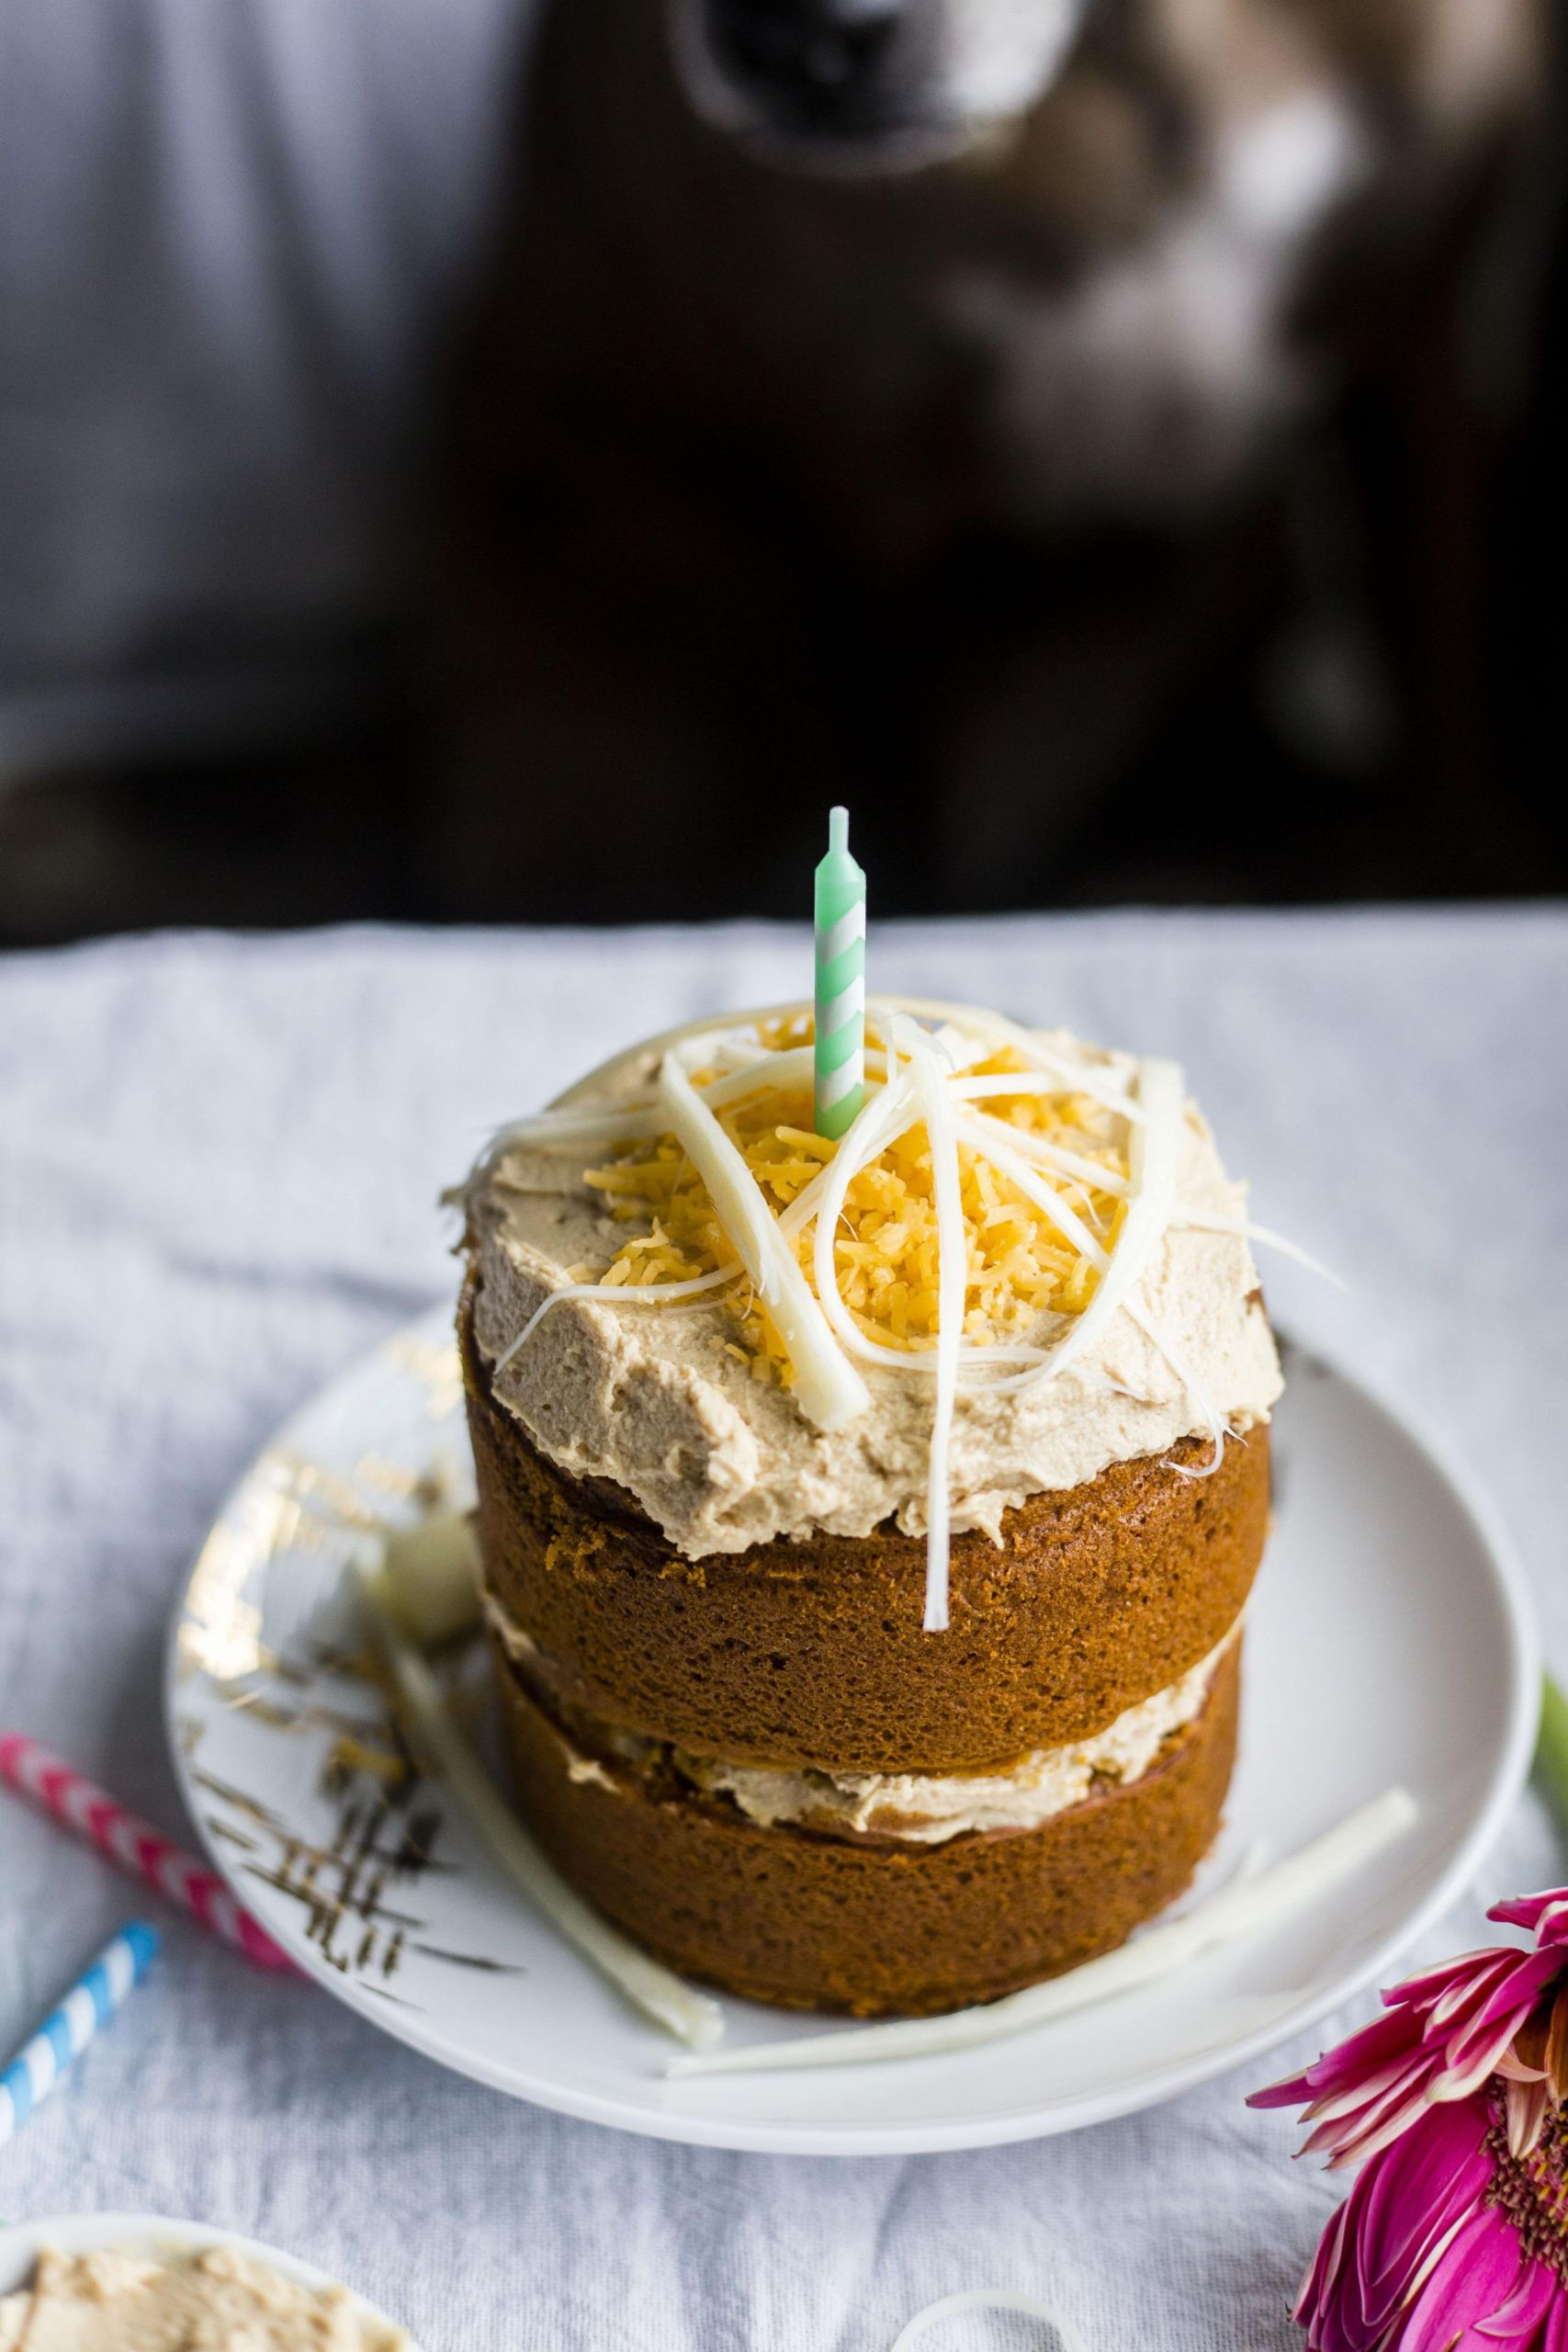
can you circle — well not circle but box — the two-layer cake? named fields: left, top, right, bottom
left=454, top=1000, right=1280, bottom=2017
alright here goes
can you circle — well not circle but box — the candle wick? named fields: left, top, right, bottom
left=829, top=806, right=849, bottom=857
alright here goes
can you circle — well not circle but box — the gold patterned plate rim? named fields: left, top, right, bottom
left=164, top=1304, right=1539, bottom=2155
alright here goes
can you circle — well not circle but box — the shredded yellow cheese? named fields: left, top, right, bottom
left=582, top=1036, right=1131, bottom=1386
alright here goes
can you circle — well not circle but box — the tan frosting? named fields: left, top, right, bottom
left=0, top=2245, right=407, bottom=2351
left=460, top=1009, right=1282, bottom=1558
left=488, top=1592, right=1238, bottom=1844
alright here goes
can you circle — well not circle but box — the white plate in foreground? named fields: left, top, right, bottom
left=0, top=2213, right=412, bottom=2340
left=165, top=1307, right=1538, bottom=2155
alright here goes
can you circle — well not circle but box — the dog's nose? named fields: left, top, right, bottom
left=700, top=0, right=909, bottom=137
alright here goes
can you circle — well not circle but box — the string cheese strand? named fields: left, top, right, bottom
left=890, top=2290, right=1089, bottom=2352
left=893, top=1015, right=965, bottom=1632
left=666, top=1788, right=1417, bottom=2076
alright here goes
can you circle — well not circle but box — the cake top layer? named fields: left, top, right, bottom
left=457, top=999, right=1281, bottom=1575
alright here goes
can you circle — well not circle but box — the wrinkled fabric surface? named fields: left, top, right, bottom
left=0, top=910, right=1562, bottom=2352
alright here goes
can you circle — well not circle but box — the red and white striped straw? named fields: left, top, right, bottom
left=0, top=1732, right=295, bottom=1973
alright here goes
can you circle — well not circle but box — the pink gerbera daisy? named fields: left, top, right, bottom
left=1249, top=1889, right=1568, bottom=2350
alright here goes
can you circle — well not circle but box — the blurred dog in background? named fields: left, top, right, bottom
left=419, top=0, right=1547, bottom=921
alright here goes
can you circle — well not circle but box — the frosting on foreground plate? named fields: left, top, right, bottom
left=0, top=2235, right=409, bottom=2352
left=459, top=999, right=1283, bottom=1593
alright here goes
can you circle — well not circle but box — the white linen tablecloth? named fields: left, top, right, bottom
left=0, top=910, right=1562, bottom=2352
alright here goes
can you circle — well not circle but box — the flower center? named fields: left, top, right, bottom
left=1488, top=2101, right=1568, bottom=2286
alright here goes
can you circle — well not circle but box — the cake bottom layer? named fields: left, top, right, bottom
left=493, top=1636, right=1243, bottom=2018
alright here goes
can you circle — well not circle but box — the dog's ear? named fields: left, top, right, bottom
left=669, top=0, right=1089, bottom=169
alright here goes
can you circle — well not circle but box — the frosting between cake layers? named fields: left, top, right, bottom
left=460, top=1012, right=1282, bottom=1558
left=486, top=1593, right=1236, bottom=1843
left=684, top=1625, right=1235, bottom=1841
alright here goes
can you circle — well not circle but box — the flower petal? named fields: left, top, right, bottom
left=1253, top=2012, right=1425, bottom=2114
left=1547, top=1985, right=1568, bottom=2104
left=1468, top=2256, right=1559, bottom=2346
left=1439, top=2007, right=1543, bottom=2102
left=1295, top=2195, right=1355, bottom=2333
left=1356, top=2099, right=1495, bottom=2298
left=1505, top=2075, right=1552, bottom=2159
left=1390, top=2206, right=1534, bottom=2352
left=1542, top=2288, right=1568, bottom=2352
left=1315, top=2085, right=1437, bottom=2172
left=1495, top=2049, right=1550, bottom=2085
left=1419, top=1954, right=1525, bottom=2032
left=1304, top=2060, right=1428, bottom=2131
left=1295, top=2098, right=1494, bottom=2352
left=1490, top=1891, right=1568, bottom=1945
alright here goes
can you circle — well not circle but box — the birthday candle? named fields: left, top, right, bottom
left=0, top=1921, right=159, bottom=2147
left=814, top=807, right=866, bottom=1140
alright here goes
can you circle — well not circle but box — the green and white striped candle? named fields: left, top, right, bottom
left=814, top=806, right=866, bottom=1141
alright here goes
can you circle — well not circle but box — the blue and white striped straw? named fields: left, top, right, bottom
left=0, top=1920, right=158, bottom=2147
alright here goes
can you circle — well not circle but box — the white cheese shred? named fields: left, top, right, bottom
left=890, top=2291, right=1089, bottom=2352
left=663, top=1788, right=1416, bottom=2077
left=492, top=1266, right=738, bottom=1376
left=895, top=1016, right=965, bottom=1633
left=996, top=1057, right=1183, bottom=1396
left=1171, top=1207, right=1344, bottom=1286
left=658, top=1047, right=870, bottom=1431
left=810, top=1060, right=923, bottom=1374
left=1126, top=1302, right=1227, bottom=1477
left=893, top=999, right=1145, bottom=1123
left=962, top=1112, right=1133, bottom=1197
left=951, top=1113, right=1110, bottom=1268
left=472, top=1046, right=887, bottom=1174
left=356, top=1566, right=725, bottom=2052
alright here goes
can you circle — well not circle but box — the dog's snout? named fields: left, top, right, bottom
left=678, top=0, right=1091, bottom=162
left=701, top=0, right=908, bottom=136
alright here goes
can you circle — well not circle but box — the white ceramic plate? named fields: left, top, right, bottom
left=0, top=2212, right=412, bottom=2340
left=165, top=1306, right=1538, bottom=2155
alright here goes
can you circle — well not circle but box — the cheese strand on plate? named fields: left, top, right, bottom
left=357, top=1567, right=725, bottom=2051
left=663, top=1788, right=1417, bottom=2076
left=890, top=2290, right=1089, bottom=2352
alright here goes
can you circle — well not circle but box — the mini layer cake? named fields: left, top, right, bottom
left=454, top=1000, right=1280, bottom=2018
